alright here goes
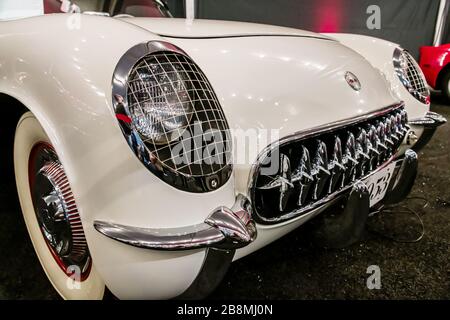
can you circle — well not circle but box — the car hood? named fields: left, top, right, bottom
left=119, top=17, right=332, bottom=40
left=164, top=36, right=399, bottom=136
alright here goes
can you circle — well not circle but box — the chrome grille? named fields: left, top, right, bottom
left=127, top=52, right=232, bottom=178
left=394, top=49, right=430, bottom=104
left=250, top=105, right=408, bottom=224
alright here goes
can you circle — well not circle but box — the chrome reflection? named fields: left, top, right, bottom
left=252, top=104, right=409, bottom=224
left=293, top=146, right=314, bottom=206
left=311, top=140, right=331, bottom=200
left=328, top=136, right=345, bottom=193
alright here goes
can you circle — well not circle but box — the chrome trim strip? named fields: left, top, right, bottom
left=94, top=194, right=256, bottom=251
left=269, top=103, right=404, bottom=147
left=409, top=111, right=447, bottom=151
left=248, top=102, right=405, bottom=225
left=409, top=111, right=447, bottom=127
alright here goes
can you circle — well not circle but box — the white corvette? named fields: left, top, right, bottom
left=0, top=1, right=446, bottom=299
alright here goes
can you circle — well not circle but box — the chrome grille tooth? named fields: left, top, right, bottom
left=356, top=128, right=370, bottom=160
left=293, top=146, right=314, bottom=206
left=397, top=111, right=407, bottom=134
left=376, top=121, right=386, bottom=143
left=278, top=153, right=292, bottom=212
left=389, top=115, right=400, bottom=141
left=256, top=153, right=294, bottom=212
left=395, top=113, right=404, bottom=137
left=366, top=125, right=380, bottom=154
left=328, top=136, right=345, bottom=194
left=400, top=109, right=408, bottom=126
left=355, top=128, right=370, bottom=177
left=313, top=140, right=331, bottom=175
left=343, top=132, right=358, bottom=184
left=292, top=146, right=314, bottom=182
left=311, top=140, right=331, bottom=200
left=366, top=125, right=380, bottom=170
left=376, top=120, right=389, bottom=163
left=383, top=118, right=395, bottom=146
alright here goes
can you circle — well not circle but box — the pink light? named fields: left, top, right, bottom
left=315, top=0, right=344, bottom=33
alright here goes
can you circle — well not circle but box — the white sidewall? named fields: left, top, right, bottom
left=14, top=112, right=105, bottom=300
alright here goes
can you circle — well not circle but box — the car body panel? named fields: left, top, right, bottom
left=326, top=33, right=430, bottom=121
left=121, top=17, right=332, bottom=39
left=420, top=44, right=450, bottom=89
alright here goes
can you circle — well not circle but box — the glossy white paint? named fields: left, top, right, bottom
left=164, top=35, right=399, bottom=196
left=0, top=15, right=417, bottom=299
left=326, top=33, right=430, bottom=121
left=122, top=17, right=331, bottom=39
left=0, top=14, right=219, bottom=299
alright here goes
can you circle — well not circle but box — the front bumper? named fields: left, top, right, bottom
left=93, top=149, right=420, bottom=299
left=94, top=194, right=256, bottom=251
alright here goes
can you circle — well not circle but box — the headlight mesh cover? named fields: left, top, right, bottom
left=394, top=49, right=430, bottom=104
left=113, top=43, right=232, bottom=192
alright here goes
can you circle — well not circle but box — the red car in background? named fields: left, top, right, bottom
left=420, top=44, right=450, bottom=102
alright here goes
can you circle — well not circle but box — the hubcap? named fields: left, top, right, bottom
left=29, top=143, right=91, bottom=280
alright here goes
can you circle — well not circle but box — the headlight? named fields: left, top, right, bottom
left=128, top=56, right=193, bottom=145
left=112, top=42, right=232, bottom=193
left=393, top=48, right=430, bottom=104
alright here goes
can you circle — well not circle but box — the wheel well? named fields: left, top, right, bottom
left=436, top=64, right=450, bottom=90
left=0, top=93, right=29, bottom=181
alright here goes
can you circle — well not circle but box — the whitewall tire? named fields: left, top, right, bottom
left=14, top=112, right=105, bottom=300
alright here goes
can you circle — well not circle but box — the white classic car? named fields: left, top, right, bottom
left=0, top=0, right=446, bottom=299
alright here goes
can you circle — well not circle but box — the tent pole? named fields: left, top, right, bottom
left=433, top=0, right=449, bottom=46
left=185, top=0, right=196, bottom=21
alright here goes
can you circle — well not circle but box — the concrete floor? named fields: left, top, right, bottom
left=1, top=95, right=449, bottom=300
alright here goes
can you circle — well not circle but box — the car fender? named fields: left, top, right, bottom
left=326, top=33, right=430, bottom=120
left=420, top=44, right=450, bottom=89
left=0, top=14, right=236, bottom=299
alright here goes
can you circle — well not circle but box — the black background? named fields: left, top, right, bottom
left=193, top=0, right=443, bottom=59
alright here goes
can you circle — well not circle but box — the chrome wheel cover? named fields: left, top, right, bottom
left=29, top=143, right=91, bottom=280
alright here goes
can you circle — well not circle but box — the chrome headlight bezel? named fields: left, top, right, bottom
left=112, top=41, right=233, bottom=193
left=393, top=48, right=430, bottom=105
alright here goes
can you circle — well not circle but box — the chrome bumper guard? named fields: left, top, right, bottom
left=409, top=111, right=447, bottom=151
left=94, top=195, right=256, bottom=299
left=382, top=149, right=418, bottom=205
left=94, top=194, right=256, bottom=251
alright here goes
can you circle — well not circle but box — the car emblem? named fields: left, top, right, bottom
left=345, top=72, right=361, bottom=91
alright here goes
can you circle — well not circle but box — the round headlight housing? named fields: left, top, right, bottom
left=112, top=42, right=233, bottom=193
left=393, top=48, right=430, bottom=104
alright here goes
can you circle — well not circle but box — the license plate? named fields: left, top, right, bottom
left=363, top=162, right=396, bottom=207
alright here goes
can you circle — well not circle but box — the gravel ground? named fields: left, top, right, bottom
left=0, top=95, right=449, bottom=300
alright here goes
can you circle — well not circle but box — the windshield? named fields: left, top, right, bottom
left=112, top=0, right=172, bottom=17
left=0, top=1, right=176, bottom=20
